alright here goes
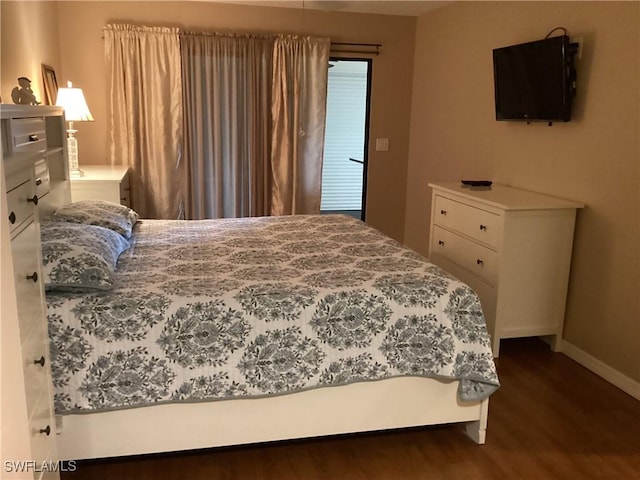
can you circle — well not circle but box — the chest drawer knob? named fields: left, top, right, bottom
left=476, top=259, right=484, bottom=265
left=8, top=211, right=16, bottom=224
left=440, top=209, right=447, bottom=215
left=34, top=356, right=46, bottom=367
left=438, top=240, right=445, bottom=246
left=39, top=425, right=51, bottom=436
left=28, top=134, right=39, bottom=142
left=480, top=224, right=487, bottom=230
left=26, top=272, right=38, bottom=283
left=27, top=194, right=39, bottom=205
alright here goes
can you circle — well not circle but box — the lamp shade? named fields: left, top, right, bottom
left=55, top=82, right=94, bottom=122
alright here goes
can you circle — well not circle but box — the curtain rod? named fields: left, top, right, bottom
left=330, top=50, right=380, bottom=56
left=102, top=25, right=382, bottom=53
left=330, top=42, right=381, bottom=56
left=331, top=42, right=382, bottom=48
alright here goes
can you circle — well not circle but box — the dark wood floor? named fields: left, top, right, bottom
left=62, top=338, right=640, bottom=479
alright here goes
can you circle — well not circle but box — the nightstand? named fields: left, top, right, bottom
left=70, top=165, right=131, bottom=207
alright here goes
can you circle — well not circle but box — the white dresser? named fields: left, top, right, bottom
left=70, top=165, right=130, bottom=207
left=428, top=182, right=583, bottom=357
left=1, top=105, right=70, bottom=479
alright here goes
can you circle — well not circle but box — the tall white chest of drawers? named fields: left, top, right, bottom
left=428, top=182, right=583, bottom=357
left=2, top=105, right=70, bottom=479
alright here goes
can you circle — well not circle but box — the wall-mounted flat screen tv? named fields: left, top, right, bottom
left=493, top=35, right=578, bottom=123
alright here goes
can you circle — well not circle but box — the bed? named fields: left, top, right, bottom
left=41, top=203, right=499, bottom=460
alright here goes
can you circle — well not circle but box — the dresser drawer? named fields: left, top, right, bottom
left=11, top=221, right=46, bottom=342
left=9, top=117, right=47, bottom=155
left=431, top=225, right=499, bottom=285
left=429, top=253, right=497, bottom=339
left=119, top=170, right=131, bottom=207
left=34, top=158, right=51, bottom=198
left=22, top=323, right=50, bottom=419
left=28, top=395, right=56, bottom=471
left=433, top=195, right=502, bottom=248
left=7, top=179, right=36, bottom=235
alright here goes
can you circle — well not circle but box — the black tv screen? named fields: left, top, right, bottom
left=493, top=35, right=577, bottom=122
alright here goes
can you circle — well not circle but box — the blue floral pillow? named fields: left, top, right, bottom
left=41, top=222, right=130, bottom=292
left=49, top=200, right=139, bottom=239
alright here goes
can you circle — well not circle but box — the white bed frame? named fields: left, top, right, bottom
left=41, top=184, right=489, bottom=461
left=56, top=377, right=488, bottom=460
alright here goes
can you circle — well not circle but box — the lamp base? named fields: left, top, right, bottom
left=66, top=128, right=84, bottom=178
left=69, top=167, right=85, bottom=178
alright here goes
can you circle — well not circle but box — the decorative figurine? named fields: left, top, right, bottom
left=11, top=77, right=40, bottom=105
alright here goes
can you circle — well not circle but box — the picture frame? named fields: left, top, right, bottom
left=41, top=64, right=58, bottom=105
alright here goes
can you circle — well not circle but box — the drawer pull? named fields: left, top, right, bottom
left=440, top=209, right=447, bottom=215
left=9, top=211, right=16, bottom=224
left=39, top=425, right=51, bottom=436
left=28, top=134, right=39, bottom=142
left=438, top=240, right=445, bottom=246
left=27, top=195, right=39, bottom=205
left=34, top=356, right=46, bottom=367
left=26, top=272, right=38, bottom=283
left=476, top=259, right=484, bottom=265
left=479, top=224, right=487, bottom=231
left=36, top=178, right=43, bottom=186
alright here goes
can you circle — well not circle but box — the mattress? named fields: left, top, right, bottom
left=46, top=215, right=499, bottom=414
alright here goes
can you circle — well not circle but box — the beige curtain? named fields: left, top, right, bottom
left=270, top=35, right=330, bottom=215
left=180, top=33, right=273, bottom=219
left=104, top=24, right=183, bottom=219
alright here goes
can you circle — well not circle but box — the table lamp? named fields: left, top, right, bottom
left=55, top=81, right=94, bottom=177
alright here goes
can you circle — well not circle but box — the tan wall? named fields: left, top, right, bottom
left=0, top=1, right=61, bottom=105
left=45, top=0, right=413, bottom=240
left=405, top=1, right=639, bottom=382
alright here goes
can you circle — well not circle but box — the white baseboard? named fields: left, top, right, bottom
left=561, top=340, right=640, bottom=401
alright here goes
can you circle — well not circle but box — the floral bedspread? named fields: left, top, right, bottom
left=46, top=215, right=499, bottom=414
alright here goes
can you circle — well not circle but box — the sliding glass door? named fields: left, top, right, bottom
left=320, top=58, right=371, bottom=221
